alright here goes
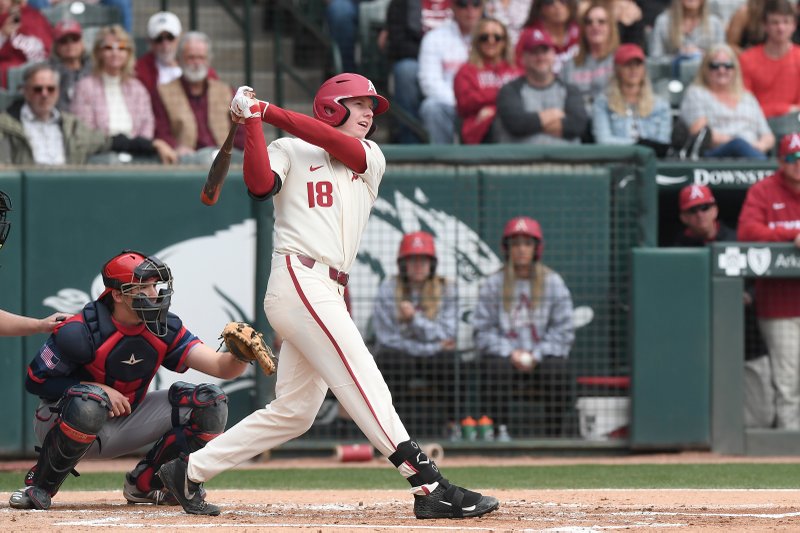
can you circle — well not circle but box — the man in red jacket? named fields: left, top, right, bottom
left=738, top=132, right=800, bottom=429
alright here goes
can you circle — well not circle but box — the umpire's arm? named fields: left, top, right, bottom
left=185, top=343, right=249, bottom=380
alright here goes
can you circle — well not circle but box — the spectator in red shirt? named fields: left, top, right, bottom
left=739, top=0, right=800, bottom=118
left=0, top=0, right=52, bottom=89
left=738, top=132, right=800, bottom=429
left=454, top=17, right=521, bottom=144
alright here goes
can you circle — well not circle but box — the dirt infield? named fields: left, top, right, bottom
left=2, top=453, right=800, bottom=531
left=2, top=488, right=800, bottom=532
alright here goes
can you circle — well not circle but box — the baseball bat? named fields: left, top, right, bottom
left=200, top=122, right=238, bottom=206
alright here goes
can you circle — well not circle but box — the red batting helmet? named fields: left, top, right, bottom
left=397, top=231, right=437, bottom=278
left=100, top=250, right=174, bottom=336
left=313, top=73, right=389, bottom=127
left=502, top=216, right=544, bottom=260
left=398, top=231, right=436, bottom=259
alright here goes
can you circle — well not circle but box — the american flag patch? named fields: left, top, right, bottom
left=40, top=344, right=60, bottom=370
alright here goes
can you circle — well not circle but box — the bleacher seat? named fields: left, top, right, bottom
left=41, top=2, right=121, bottom=28
left=767, top=112, right=800, bottom=140
left=82, top=26, right=102, bottom=48
left=6, top=62, right=35, bottom=93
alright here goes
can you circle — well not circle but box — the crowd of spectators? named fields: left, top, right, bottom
left=0, top=4, right=240, bottom=166
left=5, top=0, right=800, bottom=159
left=361, top=0, right=800, bottom=152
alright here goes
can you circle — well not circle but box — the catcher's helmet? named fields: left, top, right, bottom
left=100, top=250, right=174, bottom=337
left=502, top=216, right=544, bottom=260
left=0, top=190, right=11, bottom=252
left=313, top=73, right=389, bottom=127
left=397, top=231, right=437, bottom=278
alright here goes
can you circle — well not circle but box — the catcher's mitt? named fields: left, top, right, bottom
left=220, top=322, right=277, bottom=375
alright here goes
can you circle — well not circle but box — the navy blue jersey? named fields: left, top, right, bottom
left=26, top=300, right=200, bottom=410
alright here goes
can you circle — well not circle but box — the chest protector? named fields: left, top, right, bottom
left=72, top=302, right=182, bottom=409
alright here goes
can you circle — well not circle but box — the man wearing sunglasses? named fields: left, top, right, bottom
left=0, top=62, right=118, bottom=164
left=738, top=132, right=800, bottom=430
left=134, top=11, right=219, bottom=106
left=0, top=189, right=69, bottom=336
left=675, top=183, right=775, bottom=430
left=47, top=20, right=91, bottom=112
left=674, top=184, right=735, bottom=246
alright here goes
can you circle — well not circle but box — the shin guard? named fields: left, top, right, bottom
left=129, top=382, right=227, bottom=493
left=388, top=440, right=444, bottom=495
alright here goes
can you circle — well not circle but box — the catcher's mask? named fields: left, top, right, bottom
left=0, top=190, right=11, bottom=252
left=100, top=250, right=174, bottom=337
left=397, top=231, right=437, bottom=280
left=313, top=73, right=389, bottom=137
left=501, top=216, right=544, bottom=261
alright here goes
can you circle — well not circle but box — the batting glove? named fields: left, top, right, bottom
left=230, top=86, right=261, bottom=122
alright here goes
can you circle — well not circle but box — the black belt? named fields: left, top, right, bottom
left=297, top=255, right=349, bottom=287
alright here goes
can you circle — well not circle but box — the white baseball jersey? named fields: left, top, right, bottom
left=188, top=129, right=411, bottom=484
left=269, top=137, right=386, bottom=272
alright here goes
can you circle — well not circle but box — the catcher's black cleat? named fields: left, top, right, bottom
left=414, top=480, right=499, bottom=519
left=123, top=473, right=179, bottom=506
left=157, top=457, right=220, bottom=516
left=9, top=486, right=51, bottom=510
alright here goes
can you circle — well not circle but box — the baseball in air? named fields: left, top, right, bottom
left=519, top=352, right=534, bottom=369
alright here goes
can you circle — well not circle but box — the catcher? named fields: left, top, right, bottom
left=8, top=250, right=255, bottom=510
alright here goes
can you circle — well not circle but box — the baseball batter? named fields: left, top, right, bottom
left=158, top=74, right=499, bottom=520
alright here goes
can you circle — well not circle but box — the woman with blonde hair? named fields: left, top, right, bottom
left=454, top=18, right=522, bottom=144
left=649, top=0, right=724, bottom=60
left=472, top=216, right=574, bottom=437
left=679, top=43, right=773, bottom=158
left=372, top=231, right=458, bottom=432
left=561, top=1, right=619, bottom=112
left=592, top=44, right=672, bottom=152
left=71, top=25, right=176, bottom=163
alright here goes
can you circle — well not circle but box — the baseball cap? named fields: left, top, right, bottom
left=614, top=43, right=646, bottom=65
left=679, top=184, right=716, bottom=211
left=147, top=11, right=182, bottom=40
left=779, top=132, right=800, bottom=162
left=54, top=20, right=82, bottom=41
left=521, top=29, right=554, bottom=53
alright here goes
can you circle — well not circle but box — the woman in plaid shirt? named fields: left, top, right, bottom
left=679, top=43, right=775, bottom=159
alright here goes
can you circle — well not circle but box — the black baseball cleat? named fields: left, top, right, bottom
left=9, top=486, right=52, bottom=510
left=157, top=457, right=220, bottom=516
left=414, top=480, right=499, bottom=519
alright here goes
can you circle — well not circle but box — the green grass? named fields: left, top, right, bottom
left=2, top=464, right=800, bottom=492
